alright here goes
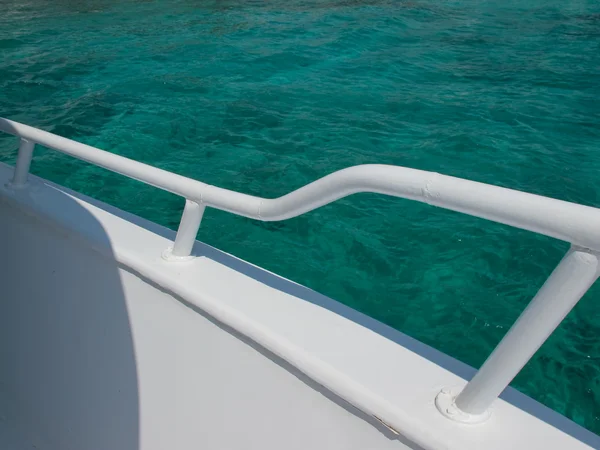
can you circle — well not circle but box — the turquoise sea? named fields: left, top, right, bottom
left=1, top=0, right=600, bottom=434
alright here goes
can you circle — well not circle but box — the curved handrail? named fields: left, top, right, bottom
left=2, top=117, right=600, bottom=251
left=2, top=116, right=600, bottom=428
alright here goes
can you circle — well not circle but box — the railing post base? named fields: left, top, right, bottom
left=435, top=386, right=491, bottom=424
left=162, top=247, right=196, bottom=262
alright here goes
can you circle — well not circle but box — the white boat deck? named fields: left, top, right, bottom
left=1, top=161, right=598, bottom=449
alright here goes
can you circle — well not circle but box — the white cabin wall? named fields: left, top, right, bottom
left=0, top=198, right=140, bottom=450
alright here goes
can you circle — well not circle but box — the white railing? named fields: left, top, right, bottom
left=1, top=116, right=598, bottom=424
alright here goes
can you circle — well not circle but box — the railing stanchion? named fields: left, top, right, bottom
left=11, top=138, right=35, bottom=188
left=451, top=246, right=600, bottom=419
left=170, top=200, right=205, bottom=258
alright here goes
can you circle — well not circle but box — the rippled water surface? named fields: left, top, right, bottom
left=1, top=0, right=600, bottom=434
